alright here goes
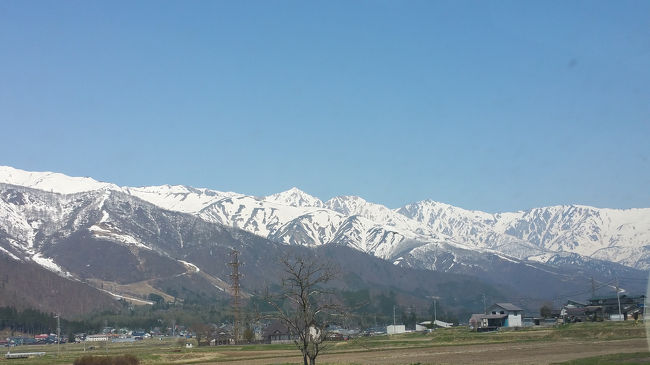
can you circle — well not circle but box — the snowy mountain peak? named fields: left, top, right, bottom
left=0, top=166, right=119, bottom=194
left=399, top=200, right=498, bottom=228
left=264, top=187, right=324, bottom=208
left=324, top=195, right=416, bottom=228
left=325, top=195, right=368, bottom=215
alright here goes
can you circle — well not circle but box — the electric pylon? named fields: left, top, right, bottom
left=228, top=249, right=242, bottom=344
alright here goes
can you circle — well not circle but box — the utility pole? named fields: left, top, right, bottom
left=434, top=299, right=437, bottom=324
left=56, top=314, right=60, bottom=357
left=393, top=305, right=396, bottom=326
left=229, top=249, right=242, bottom=344
left=616, top=277, right=622, bottom=318
left=482, top=294, right=487, bottom=314
left=591, top=277, right=596, bottom=298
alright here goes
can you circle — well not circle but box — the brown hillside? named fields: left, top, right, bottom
left=0, top=256, right=120, bottom=318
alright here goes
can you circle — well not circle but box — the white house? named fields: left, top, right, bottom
left=487, top=303, right=523, bottom=327
left=469, top=302, right=524, bottom=331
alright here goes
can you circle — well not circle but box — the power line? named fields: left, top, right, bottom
left=507, top=279, right=618, bottom=303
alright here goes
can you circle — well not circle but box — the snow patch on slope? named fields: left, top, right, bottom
left=31, top=252, right=66, bottom=274
left=0, top=246, right=20, bottom=261
left=178, top=260, right=200, bottom=273
left=528, top=253, right=553, bottom=263
left=96, top=287, right=154, bottom=305
left=89, top=224, right=151, bottom=250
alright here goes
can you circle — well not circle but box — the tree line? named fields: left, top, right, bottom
left=0, top=306, right=62, bottom=335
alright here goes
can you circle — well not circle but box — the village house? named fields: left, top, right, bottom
left=263, top=321, right=295, bottom=344
left=210, top=327, right=233, bottom=346
left=469, top=302, right=524, bottom=331
left=560, top=300, right=594, bottom=323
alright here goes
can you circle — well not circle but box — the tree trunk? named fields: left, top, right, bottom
left=309, top=355, right=317, bottom=365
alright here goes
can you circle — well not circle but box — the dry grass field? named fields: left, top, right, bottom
left=1, top=321, right=648, bottom=365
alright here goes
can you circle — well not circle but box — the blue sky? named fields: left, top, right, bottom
left=1, top=1, right=649, bottom=212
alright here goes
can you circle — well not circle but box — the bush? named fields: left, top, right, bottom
left=73, top=354, right=139, bottom=365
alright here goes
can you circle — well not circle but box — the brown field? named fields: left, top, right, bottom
left=203, top=338, right=647, bottom=364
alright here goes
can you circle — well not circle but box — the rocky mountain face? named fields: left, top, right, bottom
left=0, top=166, right=648, bottom=316
left=0, top=180, right=502, bottom=317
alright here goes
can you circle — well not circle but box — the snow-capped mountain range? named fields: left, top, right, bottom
left=1, top=165, right=649, bottom=272
left=0, top=163, right=648, bottom=311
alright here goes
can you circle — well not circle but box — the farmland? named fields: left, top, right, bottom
left=1, top=321, right=647, bottom=364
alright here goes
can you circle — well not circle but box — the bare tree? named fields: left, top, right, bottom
left=266, top=254, right=340, bottom=365
left=190, top=322, right=212, bottom=346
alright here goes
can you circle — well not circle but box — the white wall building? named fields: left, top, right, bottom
left=487, top=303, right=524, bottom=327
left=85, top=335, right=109, bottom=342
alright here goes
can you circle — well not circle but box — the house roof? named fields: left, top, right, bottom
left=566, top=300, right=586, bottom=307
left=564, top=307, right=587, bottom=315
left=492, top=303, right=523, bottom=311
left=262, top=321, right=291, bottom=337
left=469, top=314, right=483, bottom=322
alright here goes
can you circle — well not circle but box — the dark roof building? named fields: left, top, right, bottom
left=490, top=303, right=524, bottom=313
left=262, top=321, right=296, bottom=344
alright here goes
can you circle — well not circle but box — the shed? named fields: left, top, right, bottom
left=386, top=325, right=406, bottom=335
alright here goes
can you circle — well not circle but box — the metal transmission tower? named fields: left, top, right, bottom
left=228, top=249, right=242, bottom=344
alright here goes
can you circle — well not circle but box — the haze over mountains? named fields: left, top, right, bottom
left=0, top=166, right=648, bottom=316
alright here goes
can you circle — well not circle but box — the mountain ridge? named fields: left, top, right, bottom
left=1, top=165, right=648, bottom=273
left=0, top=182, right=515, bottom=318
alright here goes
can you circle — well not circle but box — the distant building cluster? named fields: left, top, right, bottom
left=1, top=333, right=62, bottom=347
left=468, top=296, right=646, bottom=332
left=560, top=295, right=645, bottom=323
